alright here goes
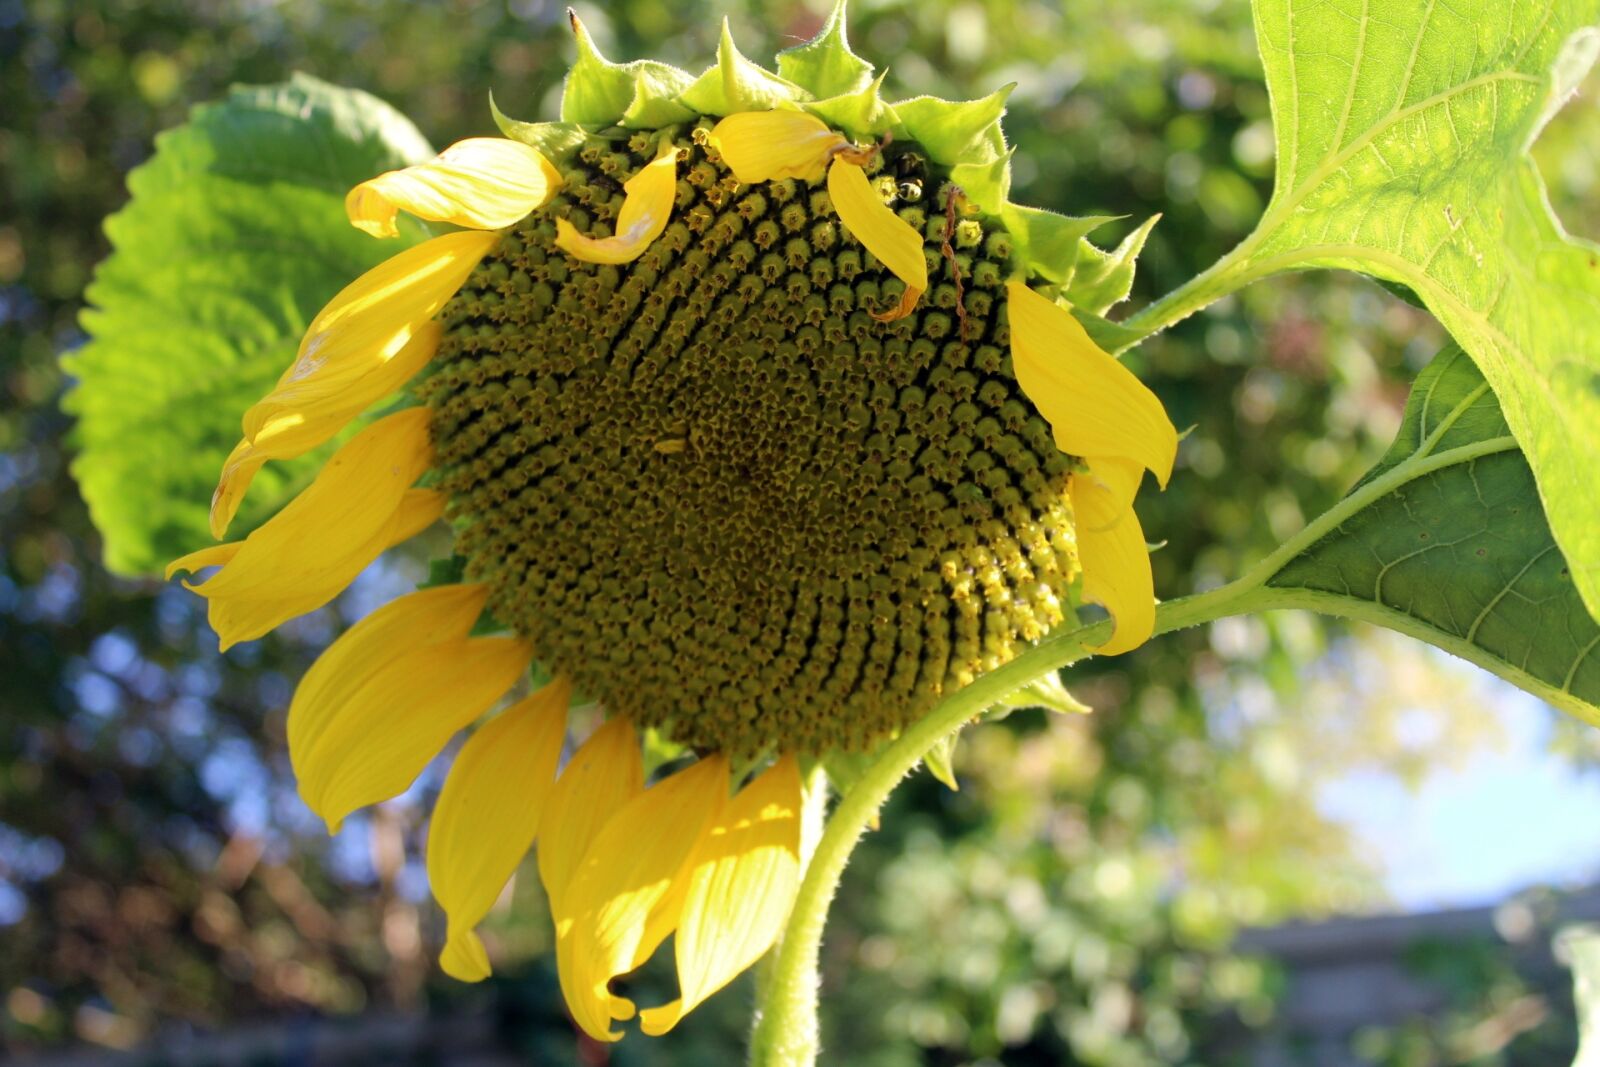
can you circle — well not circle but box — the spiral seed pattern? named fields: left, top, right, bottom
left=422, top=122, right=1080, bottom=757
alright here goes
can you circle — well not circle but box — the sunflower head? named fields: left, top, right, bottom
left=170, top=1, right=1176, bottom=1042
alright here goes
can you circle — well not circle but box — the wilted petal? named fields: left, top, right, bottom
left=554, top=756, right=728, bottom=1042
left=173, top=408, right=440, bottom=649
left=555, top=143, right=679, bottom=265
left=1005, top=280, right=1177, bottom=486
left=347, top=138, right=561, bottom=238
left=1072, top=457, right=1156, bottom=656
left=707, top=110, right=847, bottom=184
left=287, top=585, right=532, bottom=832
left=828, top=160, right=926, bottom=321
left=428, top=677, right=572, bottom=981
left=640, top=755, right=802, bottom=1035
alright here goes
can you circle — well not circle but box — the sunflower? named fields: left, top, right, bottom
left=168, top=5, right=1176, bottom=1042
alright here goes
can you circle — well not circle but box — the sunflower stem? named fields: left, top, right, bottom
left=745, top=582, right=1261, bottom=1066
left=1118, top=236, right=1266, bottom=347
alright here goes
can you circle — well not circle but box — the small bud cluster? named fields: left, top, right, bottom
left=421, top=122, right=1079, bottom=757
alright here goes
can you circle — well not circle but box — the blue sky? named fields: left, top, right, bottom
left=1319, top=673, right=1600, bottom=910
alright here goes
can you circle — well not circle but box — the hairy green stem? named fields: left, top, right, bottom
left=746, top=581, right=1260, bottom=1067
left=1119, top=237, right=1265, bottom=344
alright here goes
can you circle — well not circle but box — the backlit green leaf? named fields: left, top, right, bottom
left=1238, top=0, right=1600, bottom=617
left=67, top=74, right=432, bottom=576
left=1255, top=347, right=1600, bottom=725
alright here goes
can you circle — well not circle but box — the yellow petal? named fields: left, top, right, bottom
left=827, top=160, right=927, bottom=322
left=441, top=928, right=492, bottom=984
left=640, top=755, right=802, bottom=1036
left=1005, top=281, right=1177, bottom=486
left=706, top=110, right=847, bottom=184
left=554, top=755, right=728, bottom=1042
left=211, top=316, right=441, bottom=538
left=428, top=677, right=573, bottom=982
left=554, top=143, right=678, bottom=265
left=212, top=226, right=494, bottom=536
left=537, top=716, right=644, bottom=916
left=1072, top=457, right=1156, bottom=656
left=175, top=409, right=438, bottom=650
left=387, top=487, right=448, bottom=544
left=287, top=584, right=533, bottom=832
left=346, top=138, right=562, bottom=238
left=166, top=542, right=241, bottom=580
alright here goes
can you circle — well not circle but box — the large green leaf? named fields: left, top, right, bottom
left=68, top=73, right=433, bottom=576
left=1250, top=347, right=1600, bottom=724
left=1128, top=3, right=1600, bottom=618
left=1240, top=0, right=1600, bottom=617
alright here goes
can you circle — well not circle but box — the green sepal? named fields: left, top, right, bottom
left=804, top=69, right=897, bottom=142
left=892, top=85, right=1012, bottom=166
left=490, top=92, right=589, bottom=164
left=922, top=732, right=960, bottom=791
left=1072, top=308, right=1148, bottom=355
left=991, top=672, right=1091, bottom=716
left=620, top=67, right=699, bottom=127
left=949, top=148, right=1012, bottom=217
left=820, top=750, right=875, bottom=796
left=420, top=554, right=468, bottom=589
left=559, top=11, right=696, bottom=126
left=679, top=18, right=812, bottom=116
left=642, top=727, right=689, bottom=778
left=1002, top=203, right=1121, bottom=283
left=1063, top=214, right=1159, bottom=315
left=775, top=0, right=875, bottom=99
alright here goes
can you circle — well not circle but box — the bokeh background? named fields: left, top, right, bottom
left=5, top=1, right=1600, bottom=1064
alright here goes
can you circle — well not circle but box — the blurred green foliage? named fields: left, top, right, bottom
left=3, top=0, right=1599, bottom=1063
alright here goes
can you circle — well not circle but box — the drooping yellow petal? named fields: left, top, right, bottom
left=537, top=716, right=644, bottom=916
left=640, top=755, right=802, bottom=1036
left=428, top=677, right=573, bottom=982
left=827, top=160, right=927, bottom=322
left=554, top=756, right=728, bottom=1042
left=173, top=409, right=440, bottom=650
left=346, top=138, right=562, bottom=238
left=1072, top=457, right=1156, bottom=656
left=212, top=316, right=439, bottom=538
left=166, top=542, right=241, bottom=577
left=706, top=110, right=847, bottom=184
left=1005, top=281, right=1177, bottom=486
left=211, top=226, right=495, bottom=536
left=287, top=584, right=533, bottom=832
left=554, top=143, right=679, bottom=265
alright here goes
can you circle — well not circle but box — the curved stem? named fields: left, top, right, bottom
left=1118, top=236, right=1265, bottom=345
left=747, top=581, right=1261, bottom=1066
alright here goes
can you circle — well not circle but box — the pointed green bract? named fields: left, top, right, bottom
left=1002, top=204, right=1121, bottom=282
left=776, top=0, right=875, bottom=99
left=804, top=70, right=896, bottom=141
left=559, top=11, right=696, bottom=126
left=1064, top=214, right=1159, bottom=315
left=949, top=148, right=1012, bottom=216
left=534, top=6, right=1147, bottom=304
left=679, top=18, right=811, bottom=116
left=490, top=93, right=589, bottom=164
left=621, top=67, right=698, bottom=127
left=922, top=733, right=960, bottom=791
left=893, top=86, right=1012, bottom=165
